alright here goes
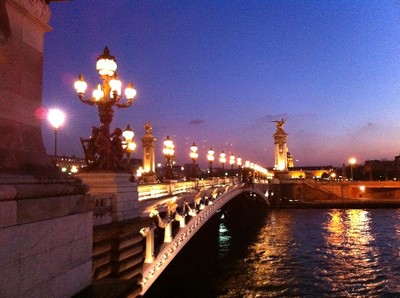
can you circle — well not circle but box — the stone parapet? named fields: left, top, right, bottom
left=0, top=174, right=88, bottom=200
left=79, top=172, right=140, bottom=222
left=0, top=175, right=90, bottom=228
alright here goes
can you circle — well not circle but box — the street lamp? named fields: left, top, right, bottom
left=47, top=108, right=65, bottom=160
left=163, top=136, right=175, bottom=180
left=219, top=151, right=226, bottom=170
left=237, top=156, right=242, bottom=168
left=74, top=46, right=137, bottom=171
left=122, top=124, right=136, bottom=164
left=245, top=160, right=250, bottom=168
left=229, top=153, right=235, bottom=170
left=207, top=147, right=214, bottom=173
left=189, top=142, right=198, bottom=178
left=349, top=157, right=356, bottom=181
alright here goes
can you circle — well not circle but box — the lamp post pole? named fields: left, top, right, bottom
left=207, top=147, right=214, bottom=176
left=54, top=128, right=58, bottom=158
left=237, top=156, right=242, bottom=182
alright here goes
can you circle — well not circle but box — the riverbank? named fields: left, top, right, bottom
left=278, top=198, right=400, bottom=209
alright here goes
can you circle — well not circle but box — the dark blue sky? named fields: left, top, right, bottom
left=42, top=0, right=400, bottom=167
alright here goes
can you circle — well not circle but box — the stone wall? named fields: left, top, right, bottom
left=0, top=211, right=92, bottom=297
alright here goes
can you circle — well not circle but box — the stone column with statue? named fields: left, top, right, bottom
left=141, top=123, right=157, bottom=183
left=272, top=118, right=289, bottom=171
left=272, top=118, right=291, bottom=180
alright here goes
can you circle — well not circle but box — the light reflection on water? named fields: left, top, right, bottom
left=218, top=221, right=232, bottom=258
left=218, top=209, right=400, bottom=297
left=144, top=208, right=400, bottom=298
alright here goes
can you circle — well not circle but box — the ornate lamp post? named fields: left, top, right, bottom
left=207, top=147, right=214, bottom=174
left=219, top=151, right=226, bottom=171
left=163, top=136, right=175, bottom=180
left=74, top=47, right=137, bottom=171
left=122, top=124, right=136, bottom=164
left=189, top=142, right=198, bottom=178
left=47, top=108, right=65, bottom=160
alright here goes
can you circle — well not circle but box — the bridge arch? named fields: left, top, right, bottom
left=141, top=185, right=269, bottom=295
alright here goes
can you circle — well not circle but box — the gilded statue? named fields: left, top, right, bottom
left=144, top=123, right=153, bottom=135
left=272, top=118, right=286, bottom=130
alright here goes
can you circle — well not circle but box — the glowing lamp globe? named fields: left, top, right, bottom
left=96, top=47, right=117, bottom=76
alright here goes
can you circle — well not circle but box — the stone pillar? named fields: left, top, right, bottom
left=273, top=128, right=288, bottom=171
left=79, top=172, right=140, bottom=221
left=0, top=0, right=56, bottom=177
left=141, top=123, right=157, bottom=183
left=270, top=177, right=282, bottom=207
left=164, top=221, right=173, bottom=243
left=140, top=225, right=155, bottom=264
left=178, top=214, right=186, bottom=228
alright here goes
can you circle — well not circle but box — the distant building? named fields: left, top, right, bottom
left=268, top=166, right=335, bottom=179
left=51, top=155, right=142, bottom=176
left=51, top=155, right=86, bottom=175
left=364, top=159, right=397, bottom=180
left=155, top=164, right=186, bottom=181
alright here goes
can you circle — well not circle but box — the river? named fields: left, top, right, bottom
left=144, top=201, right=400, bottom=297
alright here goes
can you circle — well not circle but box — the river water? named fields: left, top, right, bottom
left=144, top=201, right=400, bottom=297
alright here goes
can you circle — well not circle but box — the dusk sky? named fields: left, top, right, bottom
left=42, top=1, right=400, bottom=168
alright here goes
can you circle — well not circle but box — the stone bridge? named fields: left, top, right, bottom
left=77, top=174, right=270, bottom=296
left=140, top=184, right=269, bottom=295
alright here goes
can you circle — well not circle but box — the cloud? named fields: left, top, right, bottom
left=189, top=118, right=205, bottom=126
left=367, top=122, right=375, bottom=127
left=256, top=113, right=288, bottom=123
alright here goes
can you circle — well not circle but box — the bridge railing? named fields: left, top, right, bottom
left=138, top=177, right=240, bottom=201
left=90, top=176, right=243, bottom=225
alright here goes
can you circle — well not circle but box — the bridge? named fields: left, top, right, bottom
left=83, top=174, right=400, bottom=297
left=84, top=176, right=270, bottom=297
left=140, top=182, right=269, bottom=295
